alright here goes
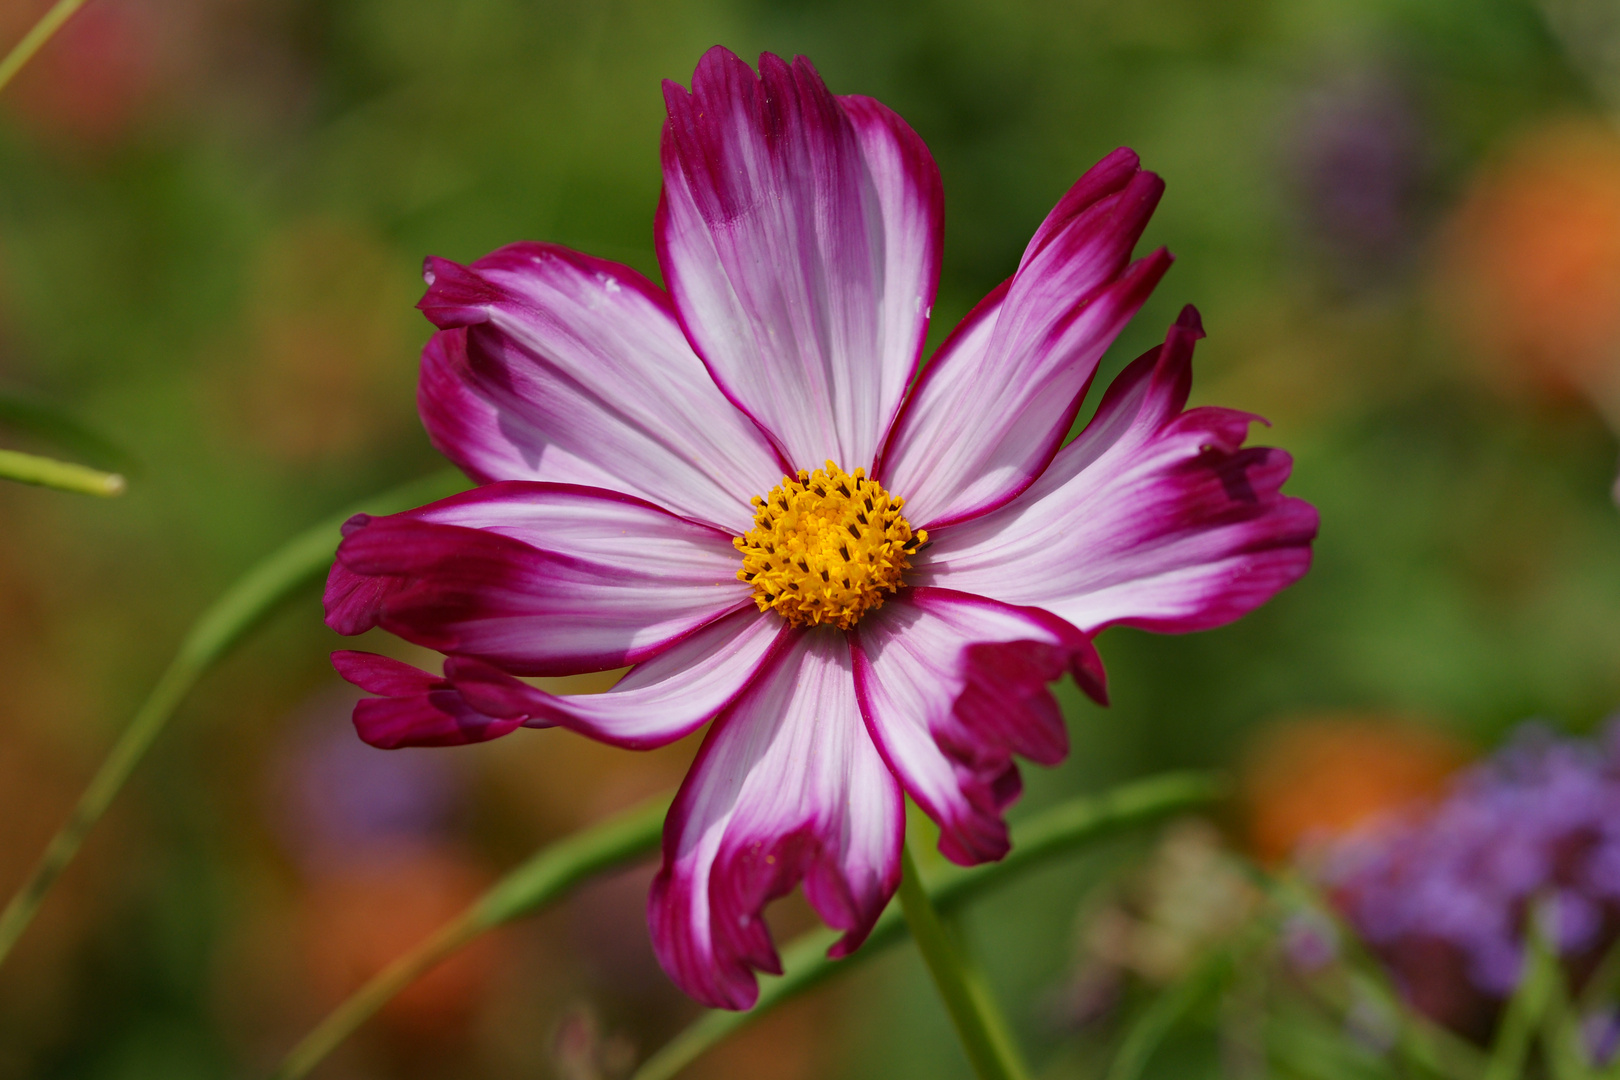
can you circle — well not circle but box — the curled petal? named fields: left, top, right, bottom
left=852, top=588, right=1103, bottom=866
left=648, top=630, right=903, bottom=1009
left=880, top=148, right=1170, bottom=528
left=918, top=307, right=1318, bottom=632
left=658, top=47, right=942, bottom=471
left=331, top=651, right=530, bottom=749
left=416, top=243, right=783, bottom=533
left=446, top=608, right=787, bottom=750
left=325, top=483, right=751, bottom=675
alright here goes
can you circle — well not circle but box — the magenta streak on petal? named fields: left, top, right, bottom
left=1019, top=147, right=1143, bottom=268
left=445, top=608, right=788, bottom=751
left=331, top=651, right=531, bottom=749
left=647, top=629, right=903, bottom=1009
left=656, top=47, right=942, bottom=473
left=851, top=587, right=1103, bottom=867
left=879, top=151, right=1171, bottom=529
left=916, top=306, right=1319, bottom=634
left=414, top=242, right=784, bottom=533
left=328, top=482, right=752, bottom=677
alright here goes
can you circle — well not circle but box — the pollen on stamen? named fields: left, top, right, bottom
left=732, top=461, right=926, bottom=630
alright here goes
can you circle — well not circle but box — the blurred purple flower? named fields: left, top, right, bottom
left=1323, top=722, right=1620, bottom=1041
left=1289, top=72, right=1429, bottom=276
left=266, top=688, right=462, bottom=874
left=1585, top=1007, right=1620, bottom=1067
left=1281, top=908, right=1339, bottom=974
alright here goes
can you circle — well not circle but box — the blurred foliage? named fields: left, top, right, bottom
left=2, top=0, right=1620, bottom=1076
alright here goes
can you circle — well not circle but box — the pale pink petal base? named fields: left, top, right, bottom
left=918, top=307, right=1318, bottom=633
left=853, top=588, right=1104, bottom=866
left=446, top=608, right=786, bottom=750
left=648, top=630, right=903, bottom=1009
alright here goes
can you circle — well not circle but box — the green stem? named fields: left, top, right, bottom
left=898, top=837, right=1031, bottom=1080
left=1107, top=950, right=1233, bottom=1080
left=0, top=0, right=88, bottom=95
left=271, top=793, right=669, bottom=1080
left=0, top=447, right=124, bottom=496
left=631, top=771, right=1225, bottom=1080
left=1269, top=872, right=1488, bottom=1080
left=1484, top=902, right=1561, bottom=1080
left=0, top=470, right=465, bottom=968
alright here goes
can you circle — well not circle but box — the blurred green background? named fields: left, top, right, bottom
left=3, top=0, right=1620, bottom=1076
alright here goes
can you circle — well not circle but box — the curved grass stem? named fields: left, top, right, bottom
left=899, top=836, right=1032, bottom=1080
left=0, top=0, right=88, bottom=95
left=275, top=772, right=1220, bottom=1080
left=630, top=771, right=1225, bottom=1080
left=0, top=470, right=465, bottom=968
left=271, top=793, right=670, bottom=1080
left=0, top=447, right=124, bottom=496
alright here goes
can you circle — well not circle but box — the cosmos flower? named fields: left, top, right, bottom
left=1324, top=724, right=1620, bottom=1042
left=324, top=47, right=1317, bottom=1009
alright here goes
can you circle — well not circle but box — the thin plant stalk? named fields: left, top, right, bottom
left=280, top=772, right=1220, bottom=1080
left=0, top=0, right=88, bottom=95
left=0, top=447, right=124, bottom=496
left=0, top=470, right=464, bottom=967
left=1271, top=873, right=1488, bottom=1080
left=1107, top=950, right=1234, bottom=1080
left=898, top=837, right=1032, bottom=1080
left=1483, top=902, right=1561, bottom=1080
left=271, top=793, right=670, bottom=1080
left=630, top=771, right=1225, bottom=1080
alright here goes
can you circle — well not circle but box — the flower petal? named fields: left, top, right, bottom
left=851, top=588, right=1103, bottom=866
left=326, top=483, right=752, bottom=675
left=417, top=242, right=784, bottom=533
left=657, top=47, right=942, bottom=471
left=445, top=608, right=786, bottom=750
left=879, top=149, right=1170, bottom=528
left=917, top=307, right=1318, bottom=632
left=331, top=651, right=530, bottom=749
left=648, top=629, right=903, bottom=1009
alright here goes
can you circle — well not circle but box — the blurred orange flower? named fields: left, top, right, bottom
left=297, top=847, right=497, bottom=1037
left=1242, top=713, right=1467, bottom=864
left=1437, top=119, right=1620, bottom=407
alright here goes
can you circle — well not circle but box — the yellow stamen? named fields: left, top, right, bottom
left=734, top=461, right=926, bottom=630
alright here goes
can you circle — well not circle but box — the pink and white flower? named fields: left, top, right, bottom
left=324, top=47, right=1318, bottom=1010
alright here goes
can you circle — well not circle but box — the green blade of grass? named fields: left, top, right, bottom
left=898, top=835, right=1032, bottom=1080
left=0, top=447, right=125, bottom=496
left=629, top=771, right=1226, bottom=1080
left=0, top=469, right=466, bottom=967
left=0, top=0, right=89, bottom=95
left=271, top=793, right=671, bottom=1080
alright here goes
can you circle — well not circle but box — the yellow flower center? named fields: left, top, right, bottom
left=734, top=461, right=927, bottom=630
